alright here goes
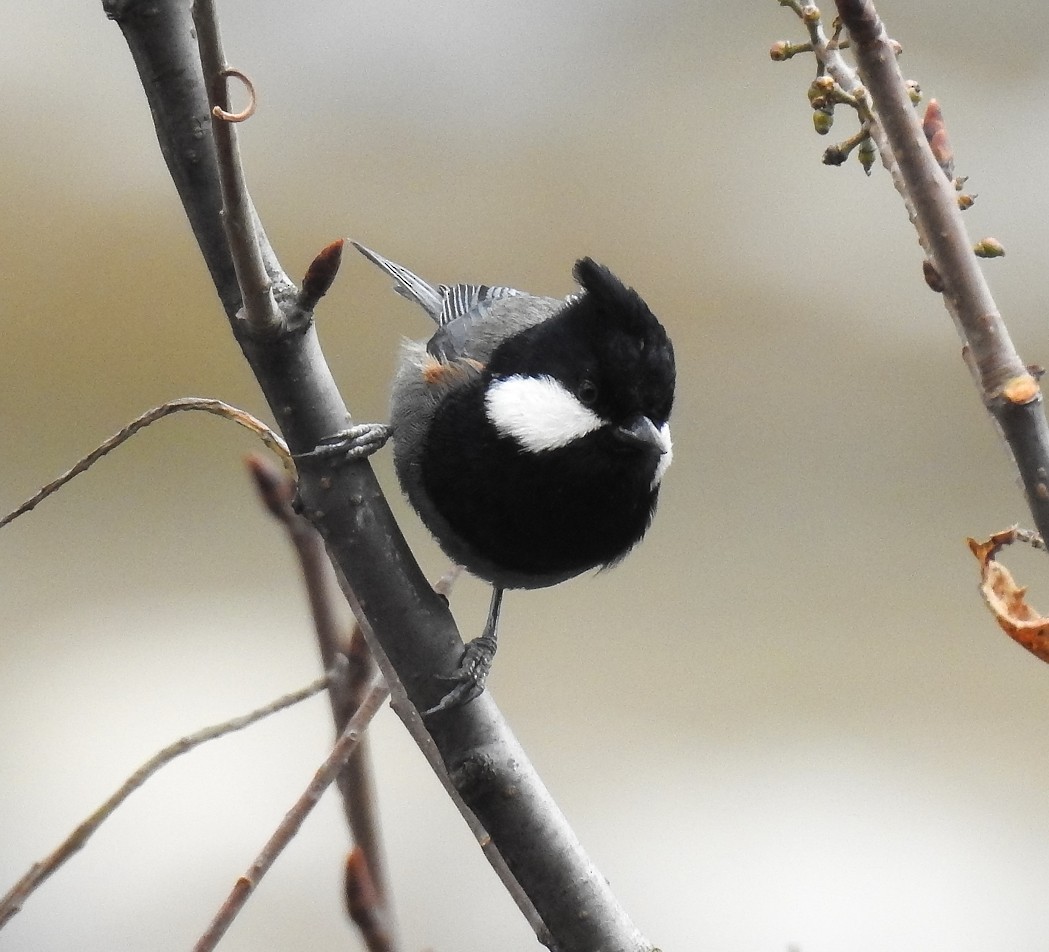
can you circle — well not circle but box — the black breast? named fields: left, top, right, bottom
left=418, top=385, right=660, bottom=588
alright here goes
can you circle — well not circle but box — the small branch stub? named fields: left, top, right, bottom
left=922, top=259, right=944, bottom=293
left=1000, top=373, right=1041, bottom=407
left=770, top=39, right=812, bottom=61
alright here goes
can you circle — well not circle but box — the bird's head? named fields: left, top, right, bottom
left=483, top=260, right=675, bottom=484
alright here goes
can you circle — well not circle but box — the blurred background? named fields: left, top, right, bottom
left=4, top=2, right=1049, bottom=950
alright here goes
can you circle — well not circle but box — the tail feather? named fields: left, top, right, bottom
left=353, top=241, right=523, bottom=334
left=351, top=241, right=444, bottom=321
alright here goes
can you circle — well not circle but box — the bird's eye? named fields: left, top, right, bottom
left=577, top=379, right=599, bottom=405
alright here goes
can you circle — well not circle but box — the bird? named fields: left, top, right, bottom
left=311, top=241, right=675, bottom=714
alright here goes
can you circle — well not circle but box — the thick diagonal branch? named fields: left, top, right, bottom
left=101, top=1, right=654, bottom=948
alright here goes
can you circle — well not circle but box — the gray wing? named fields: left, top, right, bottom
left=427, top=283, right=522, bottom=360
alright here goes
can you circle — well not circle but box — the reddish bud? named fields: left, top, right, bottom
left=300, top=238, right=345, bottom=309
left=246, top=453, right=295, bottom=518
left=344, top=848, right=391, bottom=949
left=922, top=99, right=955, bottom=181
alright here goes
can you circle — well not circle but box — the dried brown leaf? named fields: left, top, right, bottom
left=969, top=529, right=1049, bottom=663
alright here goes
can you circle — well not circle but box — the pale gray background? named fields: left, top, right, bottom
left=4, top=3, right=1049, bottom=951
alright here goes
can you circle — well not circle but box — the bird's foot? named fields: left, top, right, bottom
left=295, top=423, right=392, bottom=464
left=422, top=631, right=498, bottom=716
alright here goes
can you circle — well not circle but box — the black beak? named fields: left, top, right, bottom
left=614, top=415, right=666, bottom=454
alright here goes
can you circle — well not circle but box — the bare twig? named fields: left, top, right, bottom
left=247, top=455, right=355, bottom=668
left=0, top=673, right=331, bottom=927
left=828, top=0, right=1049, bottom=547
left=193, top=677, right=391, bottom=952
left=0, top=398, right=291, bottom=531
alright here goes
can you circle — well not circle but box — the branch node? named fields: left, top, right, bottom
left=1000, top=374, right=1041, bottom=407
left=922, top=259, right=945, bottom=293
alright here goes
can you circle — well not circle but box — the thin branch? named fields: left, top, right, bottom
left=193, top=677, right=391, bottom=952
left=247, top=455, right=355, bottom=670
left=0, top=673, right=331, bottom=927
left=828, top=0, right=1049, bottom=547
left=191, top=0, right=282, bottom=334
left=0, top=398, right=290, bottom=531
left=830, top=1, right=1024, bottom=387
left=248, top=454, right=399, bottom=950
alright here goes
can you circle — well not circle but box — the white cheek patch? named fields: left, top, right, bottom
left=653, top=422, right=673, bottom=487
left=485, top=374, right=603, bottom=452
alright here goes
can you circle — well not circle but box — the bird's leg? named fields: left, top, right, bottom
left=294, top=423, right=392, bottom=463
left=423, top=586, right=504, bottom=716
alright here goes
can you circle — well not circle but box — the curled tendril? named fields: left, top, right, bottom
left=212, top=67, right=257, bottom=122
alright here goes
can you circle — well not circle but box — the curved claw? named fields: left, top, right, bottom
left=295, top=423, right=392, bottom=463
left=422, top=675, right=486, bottom=716
left=422, top=630, right=498, bottom=717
